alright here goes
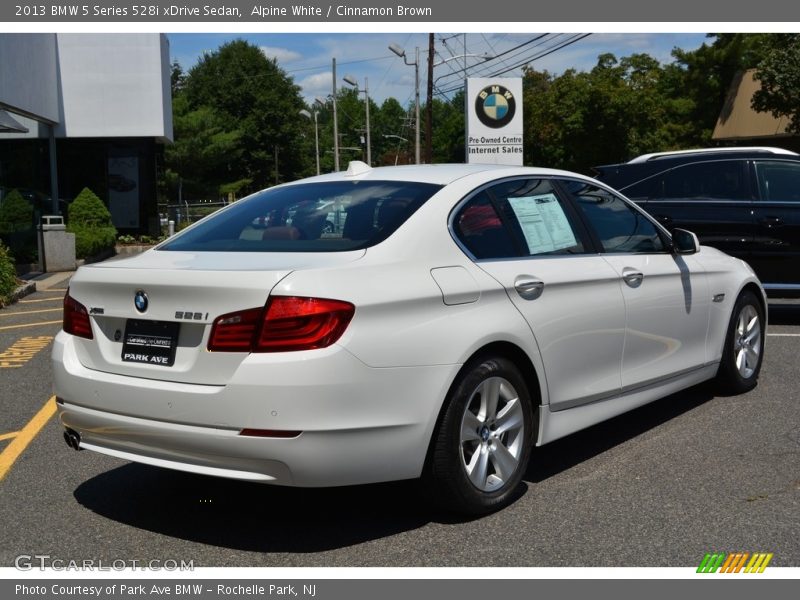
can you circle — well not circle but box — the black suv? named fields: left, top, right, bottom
left=595, top=147, right=800, bottom=296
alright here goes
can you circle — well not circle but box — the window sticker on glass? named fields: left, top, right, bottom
left=507, top=193, right=577, bottom=255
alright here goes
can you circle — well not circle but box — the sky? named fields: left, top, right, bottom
left=168, top=32, right=710, bottom=106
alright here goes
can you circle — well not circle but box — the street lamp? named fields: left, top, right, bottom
left=299, top=109, right=320, bottom=176
left=389, top=43, right=420, bottom=164
left=342, top=74, right=371, bottom=166
left=433, top=53, right=493, bottom=69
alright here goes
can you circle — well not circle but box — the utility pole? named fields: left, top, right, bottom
left=332, top=58, right=340, bottom=171
left=365, top=77, right=371, bottom=165
left=343, top=74, right=371, bottom=166
left=415, top=46, right=420, bottom=165
left=389, top=43, right=421, bottom=164
left=426, top=33, right=434, bottom=164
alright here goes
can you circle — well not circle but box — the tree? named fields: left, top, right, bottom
left=66, top=188, right=118, bottom=259
left=519, top=36, right=786, bottom=173
left=170, top=60, right=185, bottom=97
left=752, top=34, right=800, bottom=133
left=372, top=97, right=412, bottom=165
left=165, top=95, right=244, bottom=200
left=0, top=189, right=33, bottom=234
left=670, top=34, right=779, bottom=145
left=429, top=90, right=466, bottom=163
left=164, top=40, right=311, bottom=201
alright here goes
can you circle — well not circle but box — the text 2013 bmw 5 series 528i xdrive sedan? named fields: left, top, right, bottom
left=54, top=162, right=766, bottom=514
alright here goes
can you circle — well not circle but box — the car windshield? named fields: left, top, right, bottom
left=159, top=180, right=442, bottom=253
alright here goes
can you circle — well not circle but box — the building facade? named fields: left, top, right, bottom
left=0, top=33, right=173, bottom=265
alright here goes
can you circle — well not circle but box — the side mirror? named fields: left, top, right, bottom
left=672, top=228, right=700, bottom=255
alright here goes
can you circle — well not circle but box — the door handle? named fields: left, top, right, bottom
left=622, top=270, right=644, bottom=287
left=514, top=276, right=544, bottom=300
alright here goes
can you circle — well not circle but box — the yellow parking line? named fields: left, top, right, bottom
left=0, top=335, right=54, bottom=368
left=0, top=432, right=19, bottom=442
left=42, top=289, right=68, bottom=293
left=0, top=396, right=57, bottom=482
left=0, top=307, right=63, bottom=317
left=0, top=320, right=62, bottom=332
left=18, top=297, right=63, bottom=304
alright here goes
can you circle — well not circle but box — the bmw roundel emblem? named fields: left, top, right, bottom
left=475, top=84, right=516, bottom=128
left=134, top=290, right=148, bottom=313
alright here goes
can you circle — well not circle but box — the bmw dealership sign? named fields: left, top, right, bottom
left=466, top=78, right=523, bottom=165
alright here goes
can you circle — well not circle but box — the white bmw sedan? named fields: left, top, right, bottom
left=54, top=162, right=765, bottom=514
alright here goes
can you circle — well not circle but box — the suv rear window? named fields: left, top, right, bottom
left=159, top=181, right=442, bottom=252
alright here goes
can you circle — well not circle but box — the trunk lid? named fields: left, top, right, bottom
left=66, top=249, right=365, bottom=385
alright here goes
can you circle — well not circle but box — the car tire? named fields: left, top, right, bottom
left=715, top=290, right=765, bottom=394
left=423, top=356, right=534, bottom=515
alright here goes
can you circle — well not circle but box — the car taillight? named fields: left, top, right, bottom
left=63, top=290, right=93, bottom=340
left=207, top=307, right=262, bottom=352
left=208, top=296, right=354, bottom=353
left=256, top=296, right=355, bottom=352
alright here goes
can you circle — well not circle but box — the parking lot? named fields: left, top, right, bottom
left=0, top=282, right=798, bottom=567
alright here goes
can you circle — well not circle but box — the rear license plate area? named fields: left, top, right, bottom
left=121, top=320, right=180, bottom=367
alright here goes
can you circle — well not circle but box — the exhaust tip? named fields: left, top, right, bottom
left=63, top=429, right=82, bottom=451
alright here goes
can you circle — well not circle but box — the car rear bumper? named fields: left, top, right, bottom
left=53, top=331, right=460, bottom=487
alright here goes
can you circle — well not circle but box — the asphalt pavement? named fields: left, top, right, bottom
left=0, top=279, right=797, bottom=567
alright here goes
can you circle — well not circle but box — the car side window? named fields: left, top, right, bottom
left=488, top=179, right=587, bottom=256
left=755, top=161, right=800, bottom=202
left=661, top=160, right=747, bottom=201
left=453, top=192, right=518, bottom=259
left=565, top=181, right=666, bottom=253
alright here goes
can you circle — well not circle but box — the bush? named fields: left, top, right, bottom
left=67, top=188, right=117, bottom=259
left=0, top=243, right=18, bottom=306
left=0, top=189, right=34, bottom=233
left=0, top=189, right=37, bottom=262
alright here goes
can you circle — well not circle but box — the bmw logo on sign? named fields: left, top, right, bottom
left=134, top=290, right=148, bottom=313
left=475, top=84, right=516, bottom=128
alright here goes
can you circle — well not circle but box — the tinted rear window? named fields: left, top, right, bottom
left=159, top=181, right=442, bottom=252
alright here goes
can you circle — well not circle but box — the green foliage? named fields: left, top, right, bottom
left=523, top=55, right=684, bottom=173
left=430, top=90, right=466, bottom=163
left=166, top=40, right=312, bottom=201
left=670, top=33, right=779, bottom=145
left=0, top=189, right=34, bottom=234
left=67, top=188, right=117, bottom=259
left=0, top=243, right=17, bottom=305
left=68, top=188, right=114, bottom=227
left=118, top=233, right=164, bottom=246
left=161, top=34, right=800, bottom=193
left=0, top=189, right=36, bottom=262
left=753, top=34, right=800, bottom=133
left=218, top=178, right=253, bottom=197
left=520, top=34, right=787, bottom=173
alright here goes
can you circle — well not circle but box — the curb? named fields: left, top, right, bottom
left=7, top=280, right=37, bottom=305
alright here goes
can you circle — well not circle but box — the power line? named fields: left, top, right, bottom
left=285, top=54, right=394, bottom=74
left=436, top=33, right=592, bottom=96
left=490, top=33, right=592, bottom=77
left=432, top=33, right=554, bottom=90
